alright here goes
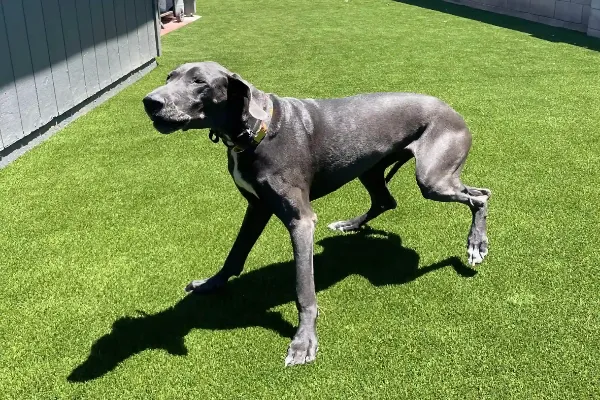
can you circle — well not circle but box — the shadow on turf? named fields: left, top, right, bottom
left=68, top=228, right=475, bottom=382
left=395, top=0, right=600, bottom=52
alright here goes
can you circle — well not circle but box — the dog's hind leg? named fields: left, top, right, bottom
left=327, top=151, right=413, bottom=232
left=412, top=128, right=490, bottom=266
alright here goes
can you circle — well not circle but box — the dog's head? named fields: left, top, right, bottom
left=143, top=61, right=268, bottom=134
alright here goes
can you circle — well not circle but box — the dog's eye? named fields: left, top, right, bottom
left=193, top=78, right=204, bottom=85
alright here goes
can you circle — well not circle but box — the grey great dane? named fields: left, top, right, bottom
left=142, top=61, right=491, bottom=366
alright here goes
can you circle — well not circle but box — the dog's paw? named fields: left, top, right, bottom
left=184, top=275, right=227, bottom=294
left=284, top=333, right=318, bottom=367
left=467, top=234, right=488, bottom=266
left=327, top=220, right=361, bottom=233
left=479, top=188, right=492, bottom=199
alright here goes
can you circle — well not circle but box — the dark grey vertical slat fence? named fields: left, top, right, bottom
left=42, top=0, right=74, bottom=115
left=90, top=0, right=112, bottom=90
left=152, top=0, right=162, bottom=56
left=114, top=0, right=133, bottom=75
left=144, top=0, right=158, bottom=57
left=0, top=2, right=24, bottom=147
left=59, top=0, right=88, bottom=106
left=135, top=0, right=150, bottom=62
left=102, top=0, right=123, bottom=83
left=24, top=0, right=59, bottom=126
left=76, top=0, right=100, bottom=96
left=0, top=0, right=160, bottom=151
left=125, top=0, right=142, bottom=70
left=3, top=0, right=41, bottom=137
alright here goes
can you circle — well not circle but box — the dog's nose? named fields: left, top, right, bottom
left=143, top=95, right=164, bottom=116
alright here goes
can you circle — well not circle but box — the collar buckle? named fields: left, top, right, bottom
left=216, top=96, right=274, bottom=153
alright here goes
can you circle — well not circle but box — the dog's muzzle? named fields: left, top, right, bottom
left=143, top=94, right=191, bottom=134
left=143, top=94, right=165, bottom=117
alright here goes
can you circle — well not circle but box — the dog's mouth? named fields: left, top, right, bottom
left=152, top=118, right=190, bottom=135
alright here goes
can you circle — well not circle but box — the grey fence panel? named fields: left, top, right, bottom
left=42, top=0, right=74, bottom=114
left=125, top=0, right=142, bottom=71
left=152, top=0, right=162, bottom=56
left=114, top=0, right=132, bottom=74
left=102, top=0, right=123, bottom=82
left=0, top=0, right=160, bottom=151
left=76, top=0, right=100, bottom=96
left=24, top=0, right=59, bottom=127
left=3, top=0, right=41, bottom=138
left=135, top=0, right=151, bottom=62
left=0, top=3, right=24, bottom=148
left=144, top=0, right=159, bottom=57
left=90, top=0, right=112, bottom=90
left=59, top=0, right=87, bottom=105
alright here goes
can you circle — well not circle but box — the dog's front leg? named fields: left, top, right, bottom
left=185, top=201, right=272, bottom=293
left=284, top=214, right=319, bottom=366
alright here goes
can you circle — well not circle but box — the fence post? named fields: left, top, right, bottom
left=184, top=0, right=196, bottom=16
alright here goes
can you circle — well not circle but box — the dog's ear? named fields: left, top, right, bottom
left=210, top=76, right=228, bottom=103
left=226, top=73, right=268, bottom=121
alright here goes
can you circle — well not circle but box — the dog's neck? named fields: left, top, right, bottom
left=210, top=91, right=274, bottom=153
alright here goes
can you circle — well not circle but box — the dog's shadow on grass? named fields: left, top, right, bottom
left=68, top=228, right=475, bottom=382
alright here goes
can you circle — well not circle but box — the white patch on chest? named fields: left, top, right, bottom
left=231, top=151, right=259, bottom=198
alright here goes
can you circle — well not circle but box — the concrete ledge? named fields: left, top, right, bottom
left=160, top=15, right=201, bottom=36
left=588, top=27, right=600, bottom=36
left=441, top=0, right=600, bottom=34
left=0, top=60, right=157, bottom=169
left=537, top=14, right=568, bottom=27
left=564, top=21, right=587, bottom=30
left=480, top=0, right=507, bottom=7
left=445, top=0, right=588, bottom=30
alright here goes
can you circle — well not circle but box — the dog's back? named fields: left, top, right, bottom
left=267, top=92, right=465, bottom=198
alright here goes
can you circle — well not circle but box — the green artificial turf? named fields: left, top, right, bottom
left=1, top=0, right=600, bottom=398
